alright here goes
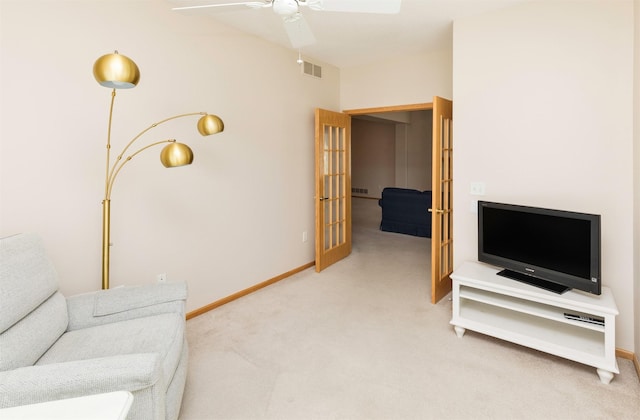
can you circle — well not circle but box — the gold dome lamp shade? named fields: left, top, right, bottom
left=160, top=142, right=194, bottom=168
left=93, top=51, right=140, bottom=89
left=197, top=114, right=224, bottom=135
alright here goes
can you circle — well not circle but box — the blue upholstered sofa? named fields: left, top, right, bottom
left=378, top=187, right=432, bottom=237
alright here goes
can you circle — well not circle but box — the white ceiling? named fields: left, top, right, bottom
left=168, top=0, right=529, bottom=68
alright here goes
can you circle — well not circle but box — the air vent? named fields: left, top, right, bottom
left=302, top=60, right=322, bottom=79
left=352, top=187, right=368, bottom=194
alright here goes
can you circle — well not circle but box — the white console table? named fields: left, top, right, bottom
left=450, top=261, right=619, bottom=384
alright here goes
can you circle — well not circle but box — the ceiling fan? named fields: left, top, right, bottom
left=171, top=0, right=402, bottom=49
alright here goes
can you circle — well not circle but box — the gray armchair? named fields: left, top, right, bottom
left=0, top=233, right=189, bottom=420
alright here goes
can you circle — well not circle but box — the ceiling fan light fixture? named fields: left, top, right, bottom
left=171, top=0, right=402, bottom=52
left=273, top=0, right=299, bottom=17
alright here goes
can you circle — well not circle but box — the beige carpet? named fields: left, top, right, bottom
left=180, top=198, right=640, bottom=420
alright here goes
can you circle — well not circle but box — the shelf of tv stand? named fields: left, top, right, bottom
left=450, top=261, right=619, bottom=384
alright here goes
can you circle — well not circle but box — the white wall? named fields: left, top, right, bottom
left=453, top=1, right=635, bottom=350
left=393, top=111, right=433, bottom=191
left=340, top=49, right=453, bottom=110
left=0, top=0, right=340, bottom=312
left=351, top=118, right=395, bottom=198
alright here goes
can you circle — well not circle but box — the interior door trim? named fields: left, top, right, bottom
left=343, top=103, right=433, bottom=115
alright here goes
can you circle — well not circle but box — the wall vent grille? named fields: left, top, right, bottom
left=302, top=60, right=322, bottom=78
left=352, top=187, right=368, bottom=194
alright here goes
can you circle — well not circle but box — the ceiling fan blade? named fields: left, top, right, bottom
left=171, top=1, right=270, bottom=11
left=306, top=0, right=401, bottom=14
left=282, top=13, right=316, bottom=48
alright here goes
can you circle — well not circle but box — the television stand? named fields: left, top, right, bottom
left=497, top=269, right=570, bottom=294
left=450, top=261, right=619, bottom=384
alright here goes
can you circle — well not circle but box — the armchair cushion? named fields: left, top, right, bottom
left=0, top=292, right=68, bottom=371
left=0, top=233, right=59, bottom=332
left=38, top=312, right=185, bottom=388
left=66, top=282, right=187, bottom=331
left=94, top=283, right=187, bottom=316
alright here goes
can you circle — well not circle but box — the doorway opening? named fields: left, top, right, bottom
left=344, top=102, right=434, bottom=231
left=316, top=100, right=452, bottom=302
left=344, top=100, right=453, bottom=303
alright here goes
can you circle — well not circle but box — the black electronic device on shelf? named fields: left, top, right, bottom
left=477, top=201, right=601, bottom=295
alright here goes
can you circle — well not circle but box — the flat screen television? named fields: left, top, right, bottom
left=477, top=201, right=601, bottom=295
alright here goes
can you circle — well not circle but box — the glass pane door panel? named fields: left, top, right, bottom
left=322, top=128, right=347, bottom=253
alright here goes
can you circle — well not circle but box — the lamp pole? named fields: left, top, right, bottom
left=94, top=52, right=224, bottom=290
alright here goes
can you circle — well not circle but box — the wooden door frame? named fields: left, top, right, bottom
left=343, top=103, right=433, bottom=116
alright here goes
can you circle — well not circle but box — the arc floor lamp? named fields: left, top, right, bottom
left=93, top=51, right=224, bottom=290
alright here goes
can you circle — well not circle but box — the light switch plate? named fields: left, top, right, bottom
left=470, top=182, right=486, bottom=196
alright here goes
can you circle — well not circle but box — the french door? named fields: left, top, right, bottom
left=314, top=108, right=352, bottom=272
left=430, top=96, right=454, bottom=303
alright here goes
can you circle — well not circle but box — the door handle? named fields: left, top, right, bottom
left=319, top=197, right=330, bottom=201
left=428, top=208, right=445, bottom=214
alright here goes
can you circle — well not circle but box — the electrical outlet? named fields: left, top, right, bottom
left=157, top=273, right=167, bottom=283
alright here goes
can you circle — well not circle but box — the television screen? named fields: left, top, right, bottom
left=478, top=201, right=601, bottom=295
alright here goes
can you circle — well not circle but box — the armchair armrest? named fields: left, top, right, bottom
left=66, top=282, right=187, bottom=331
left=0, top=354, right=163, bottom=409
